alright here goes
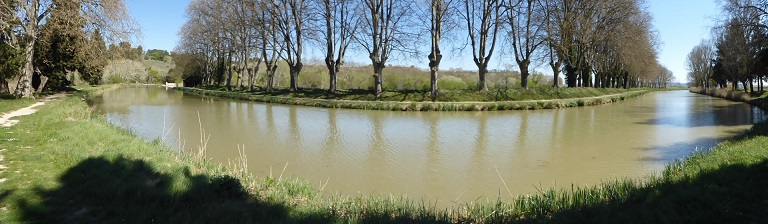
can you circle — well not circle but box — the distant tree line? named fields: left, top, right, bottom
left=176, top=0, right=672, bottom=99
left=0, top=0, right=137, bottom=98
left=687, top=0, right=768, bottom=92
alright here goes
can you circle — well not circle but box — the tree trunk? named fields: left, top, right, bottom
left=15, top=40, right=36, bottom=98
left=429, top=51, right=442, bottom=101
left=622, top=72, right=629, bottom=89
left=238, top=65, right=245, bottom=91
left=565, top=64, right=578, bottom=88
left=551, top=61, right=561, bottom=88
left=478, top=64, right=488, bottom=91
left=328, top=69, right=338, bottom=94
left=289, top=63, right=302, bottom=92
left=325, top=56, right=338, bottom=94
left=36, top=75, right=49, bottom=93
left=247, top=68, right=254, bottom=91
left=519, top=60, right=530, bottom=89
left=266, top=63, right=276, bottom=93
left=225, top=53, right=234, bottom=91
left=580, top=69, right=590, bottom=87
left=0, top=77, right=8, bottom=94
left=430, top=69, right=439, bottom=101
left=373, top=64, right=384, bottom=99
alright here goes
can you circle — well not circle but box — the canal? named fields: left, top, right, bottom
left=91, top=86, right=765, bottom=207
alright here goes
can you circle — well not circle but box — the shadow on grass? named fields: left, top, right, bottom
left=12, top=156, right=310, bottom=223
left=505, top=123, right=768, bottom=223
left=508, top=158, right=768, bottom=224
left=12, top=156, right=454, bottom=223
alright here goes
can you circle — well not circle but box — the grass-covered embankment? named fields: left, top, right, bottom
left=176, top=86, right=648, bottom=111
left=0, top=86, right=767, bottom=222
left=690, top=86, right=768, bottom=109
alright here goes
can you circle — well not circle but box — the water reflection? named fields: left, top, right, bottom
left=92, top=87, right=765, bottom=207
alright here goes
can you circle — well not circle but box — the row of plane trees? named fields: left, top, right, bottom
left=176, top=0, right=673, bottom=100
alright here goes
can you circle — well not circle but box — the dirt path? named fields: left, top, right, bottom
left=0, top=93, right=66, bottom=127
left=0, top=94, right=66, bottom=184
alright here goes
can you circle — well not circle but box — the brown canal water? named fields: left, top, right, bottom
left=92, top=86, right=765, bottom=207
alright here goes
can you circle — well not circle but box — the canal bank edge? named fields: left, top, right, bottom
left=174, top=87, right=649, bottom=111
left=689, top=87, right=768, bottom=110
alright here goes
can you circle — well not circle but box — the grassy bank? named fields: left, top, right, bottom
left=0, top=87, right=766, bottom=222
left=177, top=87, right=648, bottom=111
left=689, top=87, right=768, bottom=109
left=0, top=98, right=36, bottom=114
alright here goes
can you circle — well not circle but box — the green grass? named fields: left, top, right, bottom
left=0, top=86, right=766, bottom=222
left=0, top=98, right=36, bottom=114
left=201, top=85, right=634, bottom=102
left=179, top=86, right=648, bottom=111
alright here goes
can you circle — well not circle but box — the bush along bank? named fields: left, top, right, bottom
left=175, top=87, right=649, bottom=111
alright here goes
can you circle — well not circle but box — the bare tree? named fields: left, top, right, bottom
left=318, top=0, right=359, bottom=94
left=426, top=0, right=455, bottom=100
left=461, top=0, right=503, bottom=91
left=540, top=0, right=562, bottom=87
left=358, top=0, right=415, bottom=98
left=259, top=9, right=282, bottom=93
left=686, top=40, right=716, bottom=88
left=506, top=0, right=544, bottom=89
left=272, top=0, right=309, bottom=92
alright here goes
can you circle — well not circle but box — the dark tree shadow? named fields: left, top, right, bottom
left=509, top=159, right=768, bottom=224
left=11, top=156, right=309, bottom=223
left=504, top=122, right=768, bottom=223
left=9, top=156, right=454, bottom=223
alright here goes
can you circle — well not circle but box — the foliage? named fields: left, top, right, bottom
left=34, top=0, right=88, bottom=90
left=437, top=75, right=469, bottom=90
left=145, top=49, right=170, bottom=61
left=147, top=68, right=163, bottom=84
left=108, top=42, right=143, bottom=61
left=3, top=0, right=138, bottom=97
left=102, top=59, right=148, bottom=84
left=697, top=0, right=768, bottom=92
left=81, top=29, right=109, bottom=85
left=0, top=40, right=24, bottom=93
left=171, top=52, right=205, bottom=86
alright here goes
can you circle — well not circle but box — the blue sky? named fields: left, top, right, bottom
left=127, top=0, right=720, bottom=83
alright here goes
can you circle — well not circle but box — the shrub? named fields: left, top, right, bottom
left=103, top=59, right=147, bottom=84
left=438, top=75, right=469, bottom=90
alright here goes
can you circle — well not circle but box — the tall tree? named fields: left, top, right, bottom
left=426, top=0, right=455, bottom=100
left=541, top=0, right=562, bottom=87
left=272, top=0, right=308, bottom=92
left=0, top=36, right=23, bottom=94
left=359, top=0, right=416, bottom=98
left=35, top=0, right=88, bottom=90
left=318, top=0, right=359, bottom=94
left=82, top=28, right=109, bottom=84
left=506, top=0, right=544, bottom=89
left=259, top=8, right=282, bottom=93
left=461, top=0, right=503, bottom=91
left=686, top=40, right=716, bottom=88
